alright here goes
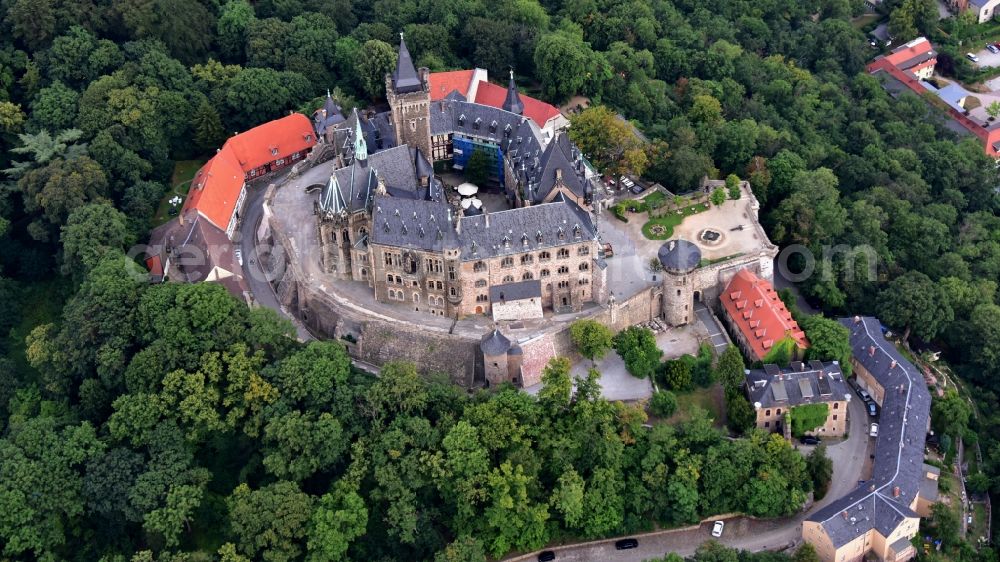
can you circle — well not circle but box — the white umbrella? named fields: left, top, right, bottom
left=457, top=182, right=479, bottom=197
left=461, top=198, right=473, bottom=209
left=471, top=198, right=482, bottom=209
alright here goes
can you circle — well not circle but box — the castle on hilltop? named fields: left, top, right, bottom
left=310, top=35, right=606, bottom=319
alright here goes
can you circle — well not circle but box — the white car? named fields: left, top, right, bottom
left=870, top=423, right=879, bottom=438
left=712, top=521, right=725, bottom=538
left=967, top=53, right=980, bottom=63
left=234, top=248, right=244, bottom=267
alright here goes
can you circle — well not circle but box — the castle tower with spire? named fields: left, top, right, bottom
left=386, top=33, right=433, bottom=159
left=502, top=70, right=524, bottom=115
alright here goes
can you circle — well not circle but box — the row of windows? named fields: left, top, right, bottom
left=763, top=402, right=839, bottom=418
left=479, top=246, right=590, bottom=271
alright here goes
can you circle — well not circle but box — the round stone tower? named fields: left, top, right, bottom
left=658, top=239, right=701, bottom=326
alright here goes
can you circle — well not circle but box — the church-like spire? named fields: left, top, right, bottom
left=392, top=32, right=423, bottom=94
left=502, top=69, right=524, bottom=115
left=353, top=110, right=367, bottom=163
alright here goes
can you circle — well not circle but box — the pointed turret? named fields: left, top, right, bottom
left=502, top=69, right=524, bottom=116
left=353, top=110, right=368, bottom=163
left=392, top=33, right=422, bottom=94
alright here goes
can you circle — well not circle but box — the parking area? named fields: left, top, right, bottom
left=970, top=45, right=1000, bottom=68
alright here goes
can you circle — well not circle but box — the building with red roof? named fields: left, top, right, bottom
left=182, top=113, right=316, bottom=239
left=868, top=37, right=1000, bottom=158
left=428, top=68, right=568, bottom=134
left=720, top=268, right=809, bottom=363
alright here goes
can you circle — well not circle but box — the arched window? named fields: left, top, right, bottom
left=579, top=262, right=589, bottom=271
left=557, top=248, right=570, bottom=259
left=557, top=266, right=569, bottom=274
left=475, top=279, right=487, bottom=287
left=473, top=261, right=486, bottom=272
left=449, top=287, right=457, bottom=297
left=540, top=269, right=550, bottom=277
left=539, top=251, right=551, bottom=261
left=503, top=275, right=514, bottom=283
left=578, top=278, right=590, bottom=285
left=386, top=274, right=393, bottom=283
left=476, top=294, right=488, bottom=302
left=501, top=257, right=514, bottom=268
left=522, top=272, right=533, bottom=280
left=520, top=254, right=533, bottom=265
left=578, top=245, right=590, bottom=256
left=413, top=293, right=420, bottom=303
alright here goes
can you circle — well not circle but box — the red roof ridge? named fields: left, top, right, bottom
left=721, top=268, right=810, bottom=361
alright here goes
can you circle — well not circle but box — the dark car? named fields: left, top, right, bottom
left=800, top=436, right=820, bottom=445
left=867, top=402, right=878, bottom=417
left=538, top=551, right=556, bottom=562
left=615, top=539, right=639, bottom=550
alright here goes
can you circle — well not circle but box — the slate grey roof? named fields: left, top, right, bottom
left=502, top=71, right=525, bottom=115
left=392, top=35, right=423, bottom=94
left=806, top=317, right=932, bottom=548
left=322, top=144, right=431, bottom=214
left=313, top=92, right=345, bottom=136
left=490, top=279, right=541, bottom=302
left=456, top=194, right=597, bottom=263
left=658, top=239, right=701, bottom=272
left=508, top=133, right=590, bottom=204
left=429, top=99, right=543, bottom=151
left=481, top=329, right=511, bottom=356
left=370, top=194, right=459, bottom=251
left=745, top=362, right=850, bottom=409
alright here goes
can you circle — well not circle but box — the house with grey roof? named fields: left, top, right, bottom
left=745, top=361, right=852, bottom=436
left=802, top=316, right=935, bottom=562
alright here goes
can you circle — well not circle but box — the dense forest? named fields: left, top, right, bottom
left=1, top=0, right=1000, bottom=560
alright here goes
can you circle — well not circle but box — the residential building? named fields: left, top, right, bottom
left=969, top=0, right=1000, bottom=22
left=146, top=113, right=317, bottom=298
left=745, top=361, right=851, bottom=437
left=802, top=316, right=934, bottom=562
left=867, top=36, right=1000, bottom=157
left=719, top=268, right=809, bottom=363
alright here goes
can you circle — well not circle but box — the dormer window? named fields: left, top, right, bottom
left=536, top=230, right=543, bottom=243
left=458, top=114, right=466, bottom=126
left=270, top=147, right=279, bottom=156
left=521, top=234, right=528, bottom=246
left=558, top=226, right=565, bottom=240
left=305, top=134, right=312, bottom=142
left=573, top=224, right=581, bottom=238
left=502, top=235, right=510, bottom=247
left=490, top=120, right=497, bottom=133
left=505, top=124, right=512, bottom=138
left=473, top=117, right=481, bottom=130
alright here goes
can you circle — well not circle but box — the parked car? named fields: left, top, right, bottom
left=867, top=402, right=878, bottom=417
left=800, top=436, right=820, bottom=445
left=538, top=551, right=556, bottom=562
left=234, top=248, right=243, bottom=267
left=630, top=184, right=644, bottom=194
left=615, top=539, right=639, bottom=550
left=857, top=388, right=872, bottom=402
left=712, top=521, right=726, bottom=538
left=988, top=44, right=999, bottom=54
left=968, top=52, right=980, bottom=63
left=870, top=423, right=879, bottom=438
left=968, top=515, right=973, bottom=525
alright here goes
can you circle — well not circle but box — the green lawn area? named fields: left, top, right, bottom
left=662, top=384, right=726, bottom=428
left=151, top=159, right=207, bottom=228
left=641, top=190, right=667, bottom=209
left=641, top=203, right=709, bottom=240
left=5, top=278, right=72, bottom=381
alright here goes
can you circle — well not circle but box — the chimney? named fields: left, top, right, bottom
left=842, top=511, right=849, bottom=520
left=890, top=360, right=897, bottom=369
left=869, top=346, right=876, bottom=357
left=893, top=486, right=900, bottom=498
left=555, top=168, right=562, bottom=181
left=854, top=315, right=861, bottom=324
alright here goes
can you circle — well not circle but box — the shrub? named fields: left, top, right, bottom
left=613, top=326, right=662, bottom=379
left=650, top=390, right=677, bottom=417
left=569, top=319, right=614, bottom=362
left=661, top=359, right=692, bottom=391
left=725, top=174, right=741, bottom=199
left=790, top=403, right=829, bottom=437
left=710, top=187, right=726, bottom=206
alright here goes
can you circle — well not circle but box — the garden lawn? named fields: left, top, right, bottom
left=661, top=385, right=726, bottom=428
left=641, top=203, right=709, bottom=240
left=151, top=159, right=207, bottom=228
left=641, top=190, right=667, bottom=209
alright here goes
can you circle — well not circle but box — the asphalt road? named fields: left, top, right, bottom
left=238, top=182, right=313, bottom=341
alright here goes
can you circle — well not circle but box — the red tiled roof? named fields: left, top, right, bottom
left=429, top=70, right=475, bottom=100
left=182, top=113, right=316, bottom=233
left=473, top=80, right=561, bottom=128
left=182, top=147, right=245, bottom=232
left=883, top=37, right=933, bottom=68
left=224, top=113, right=316, bottom=173
left=721, top=269, right=809, bottom=362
